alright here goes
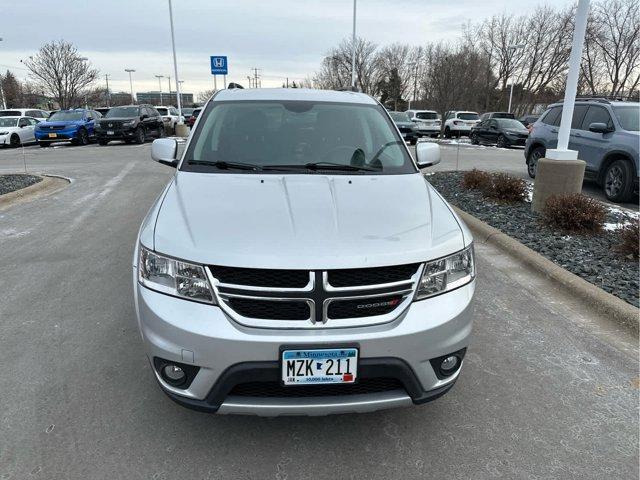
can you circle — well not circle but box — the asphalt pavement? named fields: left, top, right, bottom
left=0, top=142, right=638, bottom=479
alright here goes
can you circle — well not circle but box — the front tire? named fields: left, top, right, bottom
left=134, top=127, right=145, bottom=144
left=527, top=146, right=545, bottom=179
left=470, top=132, right=479, bottom=145
left=9, top=134, right=21, bottom=148
left=603, top=159, right=635, bottom=203
left=73, top=128, right=89, bottom=146
left=497, top=135, right=508, bottom=148
left=444, top=127, right=452, bottom=139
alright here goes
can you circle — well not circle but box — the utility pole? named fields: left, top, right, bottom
left=247, top=76, right=252, bottom=88
left=507, top=44, right=525, bottom=113
left=105, top=74, right=111, bottom=107
left=167, top=75, right=172, bottom=103
left=167, top=0, right=183, bottom=124
left=0, top=38, right=7, bottom=109
left=125, top=69, right=136, bottom=104
left=155, top=75, right=164, bottom=104
left=351, top=0, right=357, bottom=88
left=251, top=68, right=261, bottom=88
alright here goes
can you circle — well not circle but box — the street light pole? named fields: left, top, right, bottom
left=168, top=0, right=184, bottom=123
left=79, top=57, right=89, bottom=109
left=351, top=0, right=357, bottom=88
left=155, top=75, right=164, bottom=105
left=0, top=38, right=6, bottom=109
left=125, top=69, right=136, bottom=104
left=506, top=44, right=524, bottom=113
left=105, top=74, right=111, bottom=107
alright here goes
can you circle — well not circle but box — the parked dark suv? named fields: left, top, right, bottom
left=525, top=99, right=639, bottom=203
left=96, top=105, right=164, bottom=145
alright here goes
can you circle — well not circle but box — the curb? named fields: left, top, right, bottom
left=0, top=174, right=70, bottom=211
left=453, top=206, right=639, bottom=333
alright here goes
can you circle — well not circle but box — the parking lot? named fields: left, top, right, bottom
left=0, top=142, right=637, bottom=479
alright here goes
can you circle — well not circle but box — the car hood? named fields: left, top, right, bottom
left=38, top=120, right=84, bottom=127
left=0, top=126, right=20, bottom=133
left=150, top=172, right=466, bottom=269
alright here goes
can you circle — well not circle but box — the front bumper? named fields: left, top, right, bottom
left=504, top=135, right=527, bottom=146
left=134, top=272, right=474, bottom=416
left=35, top=129, right=79, bottom=142
left=97, top=128, right=135, bottom=140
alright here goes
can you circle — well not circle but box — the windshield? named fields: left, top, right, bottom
left=0, top=110, right=22, bottom=117
left=458, top=112, right=479, bottom=120
left=192, top=109, right=201, bottom=117
left=416, top=112, right=438, bottom=120
left=0, top=117, right=19, bottom=127
left=182, top=108, right=194, bottom=115
left=156, top=108, right=168, bottom=115
left=389, top=112, right=410, bottom=122
left=491, top=112, right=515, bottom=119
left=49, top=111, right=84, bottom=121
left=183, top=100, right=415, bottom=175
left=105, top=107, right=139, bottom=118
left=612, top=105, right=639, bottom=131
left=496, top=118, right=526, bottom=129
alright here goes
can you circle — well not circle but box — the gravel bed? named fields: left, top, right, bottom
left=427, top=171, right=639, bottom=308
left=0, top=174, right=43, bottom=196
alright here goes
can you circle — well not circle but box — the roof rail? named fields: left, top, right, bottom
left=558, top=97, right=611, bottom=104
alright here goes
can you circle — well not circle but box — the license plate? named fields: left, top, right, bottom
left=282, top=348, right=358, bottom=385
left=107, top=131, right=114, bottom=135
left=48, top=133, right=57, bottom=138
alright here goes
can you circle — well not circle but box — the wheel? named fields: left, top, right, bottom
left=470, top=132, right=479, bottom=145
left=98, top=139, right=108, bottom=146
left=527, top=146, right=545, bottom=179
left=444, top=127, right=452, bottom=139
left=603, top=159, right=635, bottom=203
left=73, top=128, right=89, bottom=146
left=496, top=135, right=508, bottom=148
left=134, top=127, right=145, bottom=144
left=9, top=134, right=20, bottom=148
left=39, top=142, right=50, bottom=148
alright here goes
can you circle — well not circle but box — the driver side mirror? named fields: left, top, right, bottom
left=415, top=142, right=441, bottom=168
left=588, top=122, right=612, bottom=134
left=151, top=138, right=178, bottom=167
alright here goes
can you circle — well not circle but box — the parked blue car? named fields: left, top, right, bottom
left=34, top=108, right=102, bottom=147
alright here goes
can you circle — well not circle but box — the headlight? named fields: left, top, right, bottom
left=415, top=245, right=475, bottom=300
left=138, top=245, right=215, bottom=304
left=125, top=120, right=136, bottom=126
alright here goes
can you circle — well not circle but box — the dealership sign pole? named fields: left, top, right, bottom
left=211, top=56, right=228, bottom=92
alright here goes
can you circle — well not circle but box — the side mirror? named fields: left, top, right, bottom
left=588, top=122, right=611, bottom=134
left=415, top=142, right=441, bottom=168
left=151, top=138, right=178, bottom=167
left=141, top=114, right=149, bottom=120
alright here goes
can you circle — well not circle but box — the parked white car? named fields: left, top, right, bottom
left=0, top=108, right=50, bottom=121
left=154, top=106, right=184, bottom=134
left=406, top=109, right=441, bottom=138
left=443, top=111, right=480, bottom=138
left=0, top=116, right=39, bottom=147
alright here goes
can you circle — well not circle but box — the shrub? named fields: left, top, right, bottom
left=483, top=173, right=527, bottom=202
left=462, top=169, right=492, bottom=191
left=542, top=194, right=606, bottom=233
left=615, top=219, right=639, bottom=260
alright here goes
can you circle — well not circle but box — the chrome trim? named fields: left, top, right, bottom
left=322, top=288, right=415, bottom=326
left=217, top=390, right=412, bottom=416
left=322, top=270, right=417, bottom=292
left=208, top=268, right=314, bottom=293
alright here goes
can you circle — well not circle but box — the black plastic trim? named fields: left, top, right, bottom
left=429, top=348, right=467, bottom=380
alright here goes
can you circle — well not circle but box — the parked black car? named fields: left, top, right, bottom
left=96, top=105, right=164, bottom=145
left=388, top=111, right=418, bottom=145
left=519, top=115, right=539, bottom=129
left=470, top=118, right=529, bottom=148
left=95, top=107, right=111, bottom=116
left=479, top=111, right=515, bottom=121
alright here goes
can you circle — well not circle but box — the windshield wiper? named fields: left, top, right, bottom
left=370, top=140, right=405, bottom=164
left=186, top=160, right=262, bottom=171
left=264, top=162, right=379, bottom=172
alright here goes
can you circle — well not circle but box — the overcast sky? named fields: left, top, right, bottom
left=3, top=0, right=571, bottom=97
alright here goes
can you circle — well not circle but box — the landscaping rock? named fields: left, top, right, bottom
left=0, top=174, right=42, bottom=196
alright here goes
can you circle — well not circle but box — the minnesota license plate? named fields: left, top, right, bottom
left=48, top=133, right=57, bottom=138
left=281, top=348, right=358, bottom=385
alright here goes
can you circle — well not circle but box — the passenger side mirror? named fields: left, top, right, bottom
left=588, top=122, right=611, bottom=134
left=415, top=142, right=441, bottom=168
left=151, top=138, right=178, bottom=167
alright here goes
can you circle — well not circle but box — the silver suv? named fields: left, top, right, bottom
left=525, top=99, right=639, bottom=203
left=133, top=88, right=475, bottom=416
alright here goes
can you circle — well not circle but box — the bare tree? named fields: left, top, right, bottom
left=197, top=89, right=215, bottom=104
left=24, top=41, right=98, bottom=110
left=313, top=37, right=378, bottom=94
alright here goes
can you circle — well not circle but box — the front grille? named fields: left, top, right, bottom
left=48, top=125, right=65, bottom=131
left=209, top=265, right=309, bottom=288
left=225, top=297, right=309, bottom=320
left=328, top=294, right=405, bottom=319
left=229, top=377, right=404, bottom=398
left=328, top=264, right=419, bottom=288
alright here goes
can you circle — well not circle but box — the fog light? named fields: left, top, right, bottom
left=163, top=365, right=186, bottom=384
left=440, top=356, right=458, bottom=372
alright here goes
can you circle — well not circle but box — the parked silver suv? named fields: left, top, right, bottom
left=133, top=88, right=475, bottom=416
left=525, top=99, right=639, bottom=203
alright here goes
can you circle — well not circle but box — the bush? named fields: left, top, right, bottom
left=484, top=173, right=528, bottom=202
left=542, top=194, right=606, bottom=233
left=462, top=169, right=492, bottom=191
left=615, top=220, right=639, bottom=260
